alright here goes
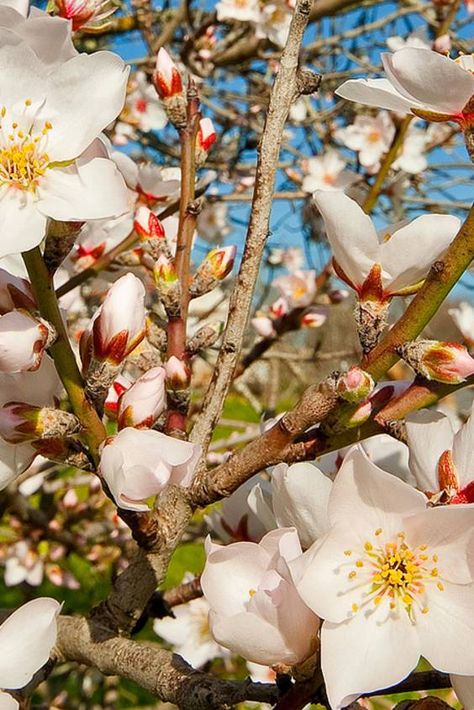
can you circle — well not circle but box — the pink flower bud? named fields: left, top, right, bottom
left=301, top=306, right=328, bottom=329
left=251, top=316, right=276, bottom=339
left=197, top=117, right=216, bottom=154
left=117, top=366, right=167, bottom=429
left=153, top=48, right=183, bottom=99
left=401, top=340, right=474, bottom=384
left=336, top=366, right=375, bottom=403
left=0, top=310, right=55, bottom=373
left=99, top=427, right=201, bottom=511
left=204, top=245, right=236, bottom=281
left=134, top=206, right=165, bottom=241
left=165, top=355, right=190, bottom=390
left=92, top=274, right=146, bottom=365
left=270, top=297, right=289, bottom=319
left=104, top=374, right=132, bottom=419
left=0, top=268, right=35, bottom=314
left=154, top=254, right=178, bottom=285
left=54, top=0, right=117, bottom=30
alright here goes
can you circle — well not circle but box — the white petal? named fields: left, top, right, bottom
left=45, top=52, right=129, bottom=161
left=405, top=409, right=454, bottom=492
left=37, top=158, right=128, bottom=222
left=321, top=611, right=420, bottom=710
left=0, top=440, right=35, bottom=491
left=417, top=582, right=474, bottom=674
left=247, top=483, right=277, bottom=532
left=0, top=189, right=47, bottom=258
left=452, top=400, right=474, bottom=487
left=0, top=692, right=19, bottom=710
left=381, top=215, right=460, bottom=293
left=336, top=77, right=416, bottom=113
left=271, top=462, right=332, bottom=548
left=382, top=49, right=474, bottom=115
left=0, top=598, right=60, bottom=689
left=313, top=190, right=380, bottom=288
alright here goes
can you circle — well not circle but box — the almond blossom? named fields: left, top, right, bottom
left=0, top=597, right=60, bottom=709
left=205, top=475, right=272, bottom=543
left=335, top=112, right=395, bottom=172
left=405, top=402, right=474, bottom=503
left=0, top=42, right=129, bottom=257
left=201, top=528, right=319, bottom=666
left=295, top=446, right=474, bottom=710
left=52, top=0, right=117, bottom=32
left=336, top=47, right=474, bottom=131
left=449, top=301, right=474, bottom=348
left=273, top=270, right=316, bottom=309
left=255, top=2, right=292, bottom=48
left=99, top=427, right=201, bottom=511
left=301, top=151, right=359, bottom=193
left=315, top=190, right=459, bottom=299
left=117, top=366, right=166, bottom=429
left=391, top=125, right=428, bottom=174
left=215, top=0, right=261, bottom=23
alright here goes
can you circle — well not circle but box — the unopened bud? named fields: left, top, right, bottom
left=117, top=366, right=166, bottom=429
left=187, top=321, right=222, bottom=355
left=400, top=340, right=474, bottom=384
left=189, top=245, right=236, bottom=298
left=354, top=298, right=389, bottom=353
left=154, top=255, right=181, bottom=316
left=196, top=117, right=216, bottom=166
left=165, top=355, right=190, bottom=390
left=251, top=316, right=276, bottom=339
left=301, top=306, right=328, bottom=329
left=336, top=367, right=375, bottom=404
left=134, top=206, right=165, bottom=240
left=104, top=374, right=132, bottom=419
left=0, top=269, right=35, bottom=314
left=0, top=310, right=56, bottom=374
left=0, top=402, right=81, bottom=444
left=91, top=274, right=146, bottom=366
left=270, top=297, right=288, bottom=319
left=153, top=48, right=187, bottom=128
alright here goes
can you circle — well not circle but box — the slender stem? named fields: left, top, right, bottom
left=22, top=247, right=107, bottom=464
left=362, top=115, right=412, bottom=214
left=165, top=82, right=200, bottom=433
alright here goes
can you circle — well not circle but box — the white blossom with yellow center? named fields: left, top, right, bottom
left=296, top=446, right=474, bottom=710
left=0, top=41, right=129, bottom=258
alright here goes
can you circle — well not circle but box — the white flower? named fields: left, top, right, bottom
left=336, top=48, right=474, bottom=128
left=4, top=541, right=43, bottom=586
left=124, top=71, right=167, bottom=134
left=0, top=597, right=60, bottom=708
left=273, top=270, right=316, bottom=308
left=255, top=2, right=292, bottom=47
left=296, top=446, right=474, bottom=710
left=335, top=112, right=395, bottom=172
left=202, top=528, right=320, bottom=667
left=0, top=310, right=52, bottom=373
left=392, top=125, right=428, bottom=174
left=405, top=401, right=474, bottom=503
left=197, top=202, right=230, bottom=243
left=154, top=582, right=229, bottom=667
left=99, top=427, right=201, bottom=511
left=0, top=42, right=129, bottom=257
left=386, top=31, right=431, bottom=52
left=205, top=475, right=272, bottom=543
left=215, top=0, right=261, bottom=23
left=449, top=301, right=474, bottom=347
left=315, top=190, right=460, bottom=299
left=302, top=150, right=359, bottom=193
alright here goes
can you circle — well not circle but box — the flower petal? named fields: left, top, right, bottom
left=321, top=611, right=420, bottom=710
left=405, top=409, right=454, bottom=493
left=452, top=400, right=474, bottom=488
left=0, top=598, right=60, bottom=689
left=0, top=692, right=19, bottom=710
left=381, top=215, right=460, bottom=293
left=0, top=188, right=47, bottom=258
left=382, top=49, right=474, bottom=115
left=313, top=190, right=380, bottom=288
left=336, top=77, right=416, bottom=113
left=451, top=675, right=474, bottom=710
left=37, top=157, right=128, bottom=222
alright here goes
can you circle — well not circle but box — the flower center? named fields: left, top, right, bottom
left=344, top=529, right=443, bottom=619
left=367, top=130, right=381, bottom=143
left=0, top=106, right=52, bottom=191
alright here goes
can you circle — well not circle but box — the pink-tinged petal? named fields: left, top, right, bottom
left=45, top=51, right=129, bottom=162
left=201, top=540, right=271, bottom=616
left=451, top=675, right=474, bottom=710
left=417, top=582, right=474, bottom=674
left=0, top=440, right=35, bottom=490
left=313, top=190, right=380, bottom=288
left=257, top=527, right=303, bottom=565
left=0, top=597, right=60, bottom=689
left=452, top=400, right=474, bottom=488
left=382, top=215, right=460, bottom=294
left=37, top=158, right=129, bottom=222
left=0, top=189, right=47, bottom=258
left=382, top=49, right=474, bottom=115
left=328, top=447, right=427, bottom=531
left=271, top=462, right=332, bottom=548
left=321, top=610, right=420, bottom=710
left=335, top=77, right=416, bottom=113
left=405, top=409, right=454, bottom=493
left=403, top=506, right=474, bottom=584
left=208, top=609, right=300, bottom=666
